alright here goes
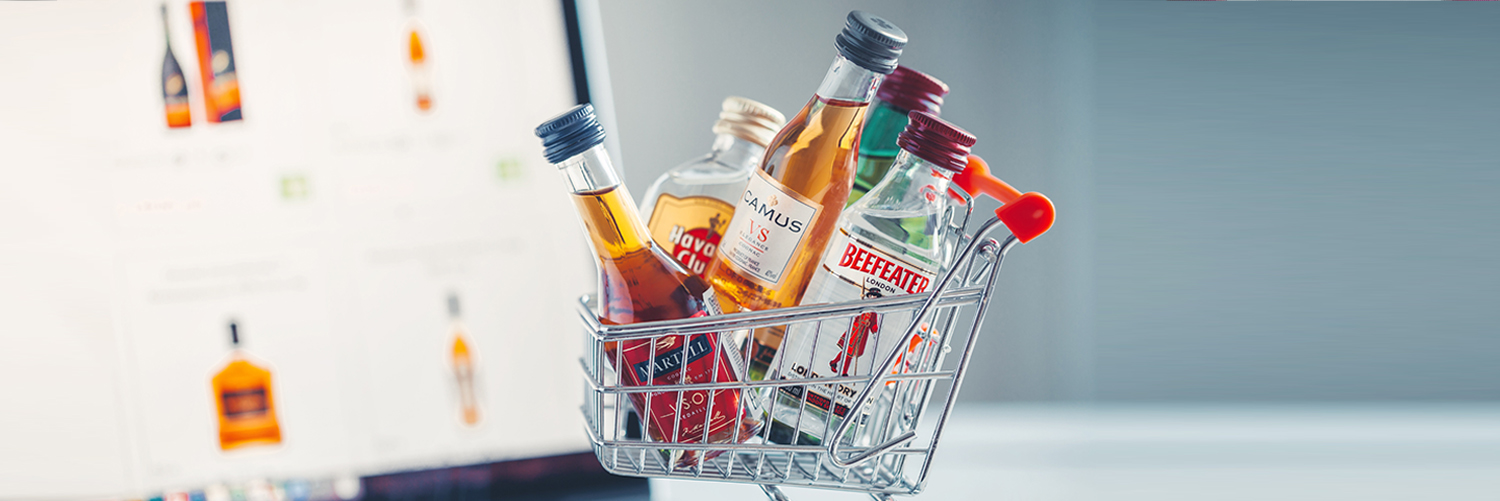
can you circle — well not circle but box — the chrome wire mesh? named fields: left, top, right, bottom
left=579, top=218, right=1020, bottom=499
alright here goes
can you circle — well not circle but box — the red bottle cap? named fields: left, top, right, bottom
left=897, top=111, right=975, bottom=172
left=876, top=65, right=949, bottom=115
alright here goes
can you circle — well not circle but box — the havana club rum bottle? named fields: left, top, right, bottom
left=765, top=111, right=976, bottom=445
left=707, top=11, right=907, bottom=380
left=447, top=293, right=481, bottom=426
left=535, top=104, right=759, bottom=467
left=639, top=97, right=786, bottom=276
left=212, top=321, right=282, bottom=450
left=847, top=65, right=949, bottom=206
left=160, top=4, right=192, bottom=128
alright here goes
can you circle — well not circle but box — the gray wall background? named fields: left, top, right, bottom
left=593, top=0, right=1500, bottom=402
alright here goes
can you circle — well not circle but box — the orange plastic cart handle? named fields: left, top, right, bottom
left=951, top=155, right=1056, bottom=243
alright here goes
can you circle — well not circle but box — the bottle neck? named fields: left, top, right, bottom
left=707, top=134, right=766, bottom=171
left=857, top=99, right=913, bottom=158
left=161, top=8, right=172, bottom=44
left=556, top=144, right=653, bottom=260
left=815, top=54, right=883, bottom=104
left=857, top=150, right=957, bottom=212
left=557, top=144, right=621, bottom=194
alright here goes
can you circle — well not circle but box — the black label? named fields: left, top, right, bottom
left=632, top=334, right=713, bottom=382
left=222, top=387, right=268, bottom=418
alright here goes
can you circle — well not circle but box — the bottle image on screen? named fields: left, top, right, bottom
left=536, top=104, right=760, bottom=468
left=404, top=0, right=433, bottom=112
left=638, top=97, right=786, bottom=276
left=160, top=4, right=192, bottom=128
left=705, top=11, right=906, bottom=380
left=447, top=293, right=481, bottom=426
left=211, top=321, right=282, bottom=450
left=190, top=1, right=242, bottom=122
left=765, top=112, right=976, bottom=446
left=847, top=65, right=949, bottom=207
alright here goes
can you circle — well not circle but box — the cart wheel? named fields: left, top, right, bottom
left=760, top=484, right=790, bottom=501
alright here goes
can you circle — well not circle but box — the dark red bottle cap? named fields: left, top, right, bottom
left=897, top=111, right=975, bottom=172
left=876, top=65, right=949, bottom=115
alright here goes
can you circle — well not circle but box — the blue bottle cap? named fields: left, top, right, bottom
left=535, top=103, right=607, bottom=164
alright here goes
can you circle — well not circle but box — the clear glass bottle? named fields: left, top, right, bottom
left=639, top=97, right=786, bottom=276
left=707, top=11, right=908, bottom=381
left=848, top=65, right=949, bottom=206
left=535, top=104, right=759, bottom=468
left=763, top=111, right=976, bottom=446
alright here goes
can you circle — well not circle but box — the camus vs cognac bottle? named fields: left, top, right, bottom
left=705, top=11, right=908, bottom=380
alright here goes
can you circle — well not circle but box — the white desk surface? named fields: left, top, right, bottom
left=650, top=403, right=1500, bottom=501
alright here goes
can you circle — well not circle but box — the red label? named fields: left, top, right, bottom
left=616, top=309, right=742, bottom=443
left=667, top=225, right=722, bottom=276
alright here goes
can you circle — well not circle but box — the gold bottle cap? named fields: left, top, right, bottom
left=712, top=96, right=786, bottom=148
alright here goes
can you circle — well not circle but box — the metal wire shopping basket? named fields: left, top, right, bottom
left=577, top=185, right=1055, bottom=500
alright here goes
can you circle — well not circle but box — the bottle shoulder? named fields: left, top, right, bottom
left=214, top=355, right=272, bottom=385
left=840, top=209, right=945, bottom=269
left=662, top=157, right=754, bottom=185
left=641, top=158, right=753, bottom=210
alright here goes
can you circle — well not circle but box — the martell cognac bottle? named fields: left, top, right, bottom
left=535, top=104, right=759, bottom=467
left=706, top=11, right=907, bottom=380
left=212, top=321, right=282, bottom=450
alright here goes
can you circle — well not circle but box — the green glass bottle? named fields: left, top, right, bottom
left=847, top=65, right=950, bottom=207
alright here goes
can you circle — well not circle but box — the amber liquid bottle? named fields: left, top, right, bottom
left=212, top=321, right=282, bottom=450
left=707, top=11, right=908, bottom=379
left=160, top=5, right=192, bottom=128
left=405, top=0, right=432, bottom=112
left=536, top=105, right=759, bottom=468
left=447, top=293, right=481, bottom=426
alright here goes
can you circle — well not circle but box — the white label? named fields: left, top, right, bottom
left=718, top=170, right=820, bottom=285
left=770, top=231, right=939, bottom=417
left=819, top=230, right=936, bottom=296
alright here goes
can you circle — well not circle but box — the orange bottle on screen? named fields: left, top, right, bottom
left=706, top=11, right=907, bottom=379
left=405, top=0, right=433, bottom=112
left=160, top=5, right=192, bottom=128
left=190, top=1, right=243, bottom=122
left=447, top=293, right=480, bottom=426
left=212, top=321, right=281, bottom=450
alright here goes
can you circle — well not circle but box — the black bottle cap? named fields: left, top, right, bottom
left=535, top=103, right=607, bottom=164
left=835, top=11, right=908, bottom=75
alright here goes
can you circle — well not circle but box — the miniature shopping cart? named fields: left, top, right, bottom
left=578, top=185, right=1055, bottom=500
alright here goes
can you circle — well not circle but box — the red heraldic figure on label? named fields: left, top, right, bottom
left=832, top=288, right=883, bottom=376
